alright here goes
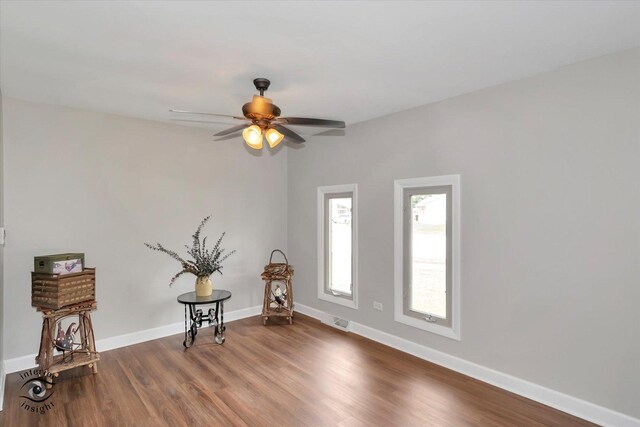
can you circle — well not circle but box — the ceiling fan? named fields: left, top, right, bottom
left=170, top=78, right=346, bottom=150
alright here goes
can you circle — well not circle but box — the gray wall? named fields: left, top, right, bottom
left=2, top=98, right=287, bottom=360
left=287, top=48, right=640, bottom=418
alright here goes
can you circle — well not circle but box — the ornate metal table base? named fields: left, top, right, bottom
left=183, top=301, right=226, bottom=348
left=177, top=290, right=232, bottom=349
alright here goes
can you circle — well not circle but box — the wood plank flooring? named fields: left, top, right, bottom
left=0, top=313, right=594, bottom=426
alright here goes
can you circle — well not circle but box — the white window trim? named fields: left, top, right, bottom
left=394, top=175, right=461, bottom=340
left=317, top=183, right=358, bottom=309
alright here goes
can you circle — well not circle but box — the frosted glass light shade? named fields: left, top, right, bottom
left=265, top=128, right=284, bottom=148
left=242, top=125, right=263, bottom=149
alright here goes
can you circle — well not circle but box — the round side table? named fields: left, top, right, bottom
left=177, top=290, right=232, bottom=348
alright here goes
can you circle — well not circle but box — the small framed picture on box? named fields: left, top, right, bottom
left=52, top=259, right=83, bottom=275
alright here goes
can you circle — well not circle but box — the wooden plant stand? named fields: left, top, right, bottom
left=261, top=250, right=294, bottom=325
left=36, top=300, right=99, bottom=379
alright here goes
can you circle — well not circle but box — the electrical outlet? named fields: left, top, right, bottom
left=373, top=301, right=383, bottom=311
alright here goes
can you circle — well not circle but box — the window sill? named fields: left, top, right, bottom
left=394, top=312, right=460, bottom=341
left=318, top=291, right=358, bottom=310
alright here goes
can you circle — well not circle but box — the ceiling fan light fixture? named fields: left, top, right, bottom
left=242, top=125, right=263, bottom=149
left=265, top=128, right=284, bottom=148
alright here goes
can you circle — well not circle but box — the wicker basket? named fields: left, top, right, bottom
left=32, top=268, right=96, bottom=309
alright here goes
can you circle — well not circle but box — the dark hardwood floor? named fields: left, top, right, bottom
left=0, top=313, right=593, bottom=426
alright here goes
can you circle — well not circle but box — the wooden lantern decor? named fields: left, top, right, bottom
left=261, top=249, right=294, bottom=325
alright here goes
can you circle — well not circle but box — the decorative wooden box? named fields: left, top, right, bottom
left=32, top=268, right=96, bottom=309
left=34, top=253, right=85, bottom=274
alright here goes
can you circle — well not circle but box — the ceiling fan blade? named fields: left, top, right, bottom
left=272, top=124, right=306, bottom=143
left=214, top=131, right=243, bottom=142
left=276, top=117, right=345, bottom=128
left=170, top=118, right=235, bottom=126
left=169, top=109, right=248, bottom=121
left=214, top=124, right=247, bottom=137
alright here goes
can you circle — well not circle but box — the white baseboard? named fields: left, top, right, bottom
left=0, top=361, right=5, bottom=411
left=3, top=354, right=36, bottom=376
left=3, top=305, right=262, bottom=375
left=294, top=303, right=639, bottom=427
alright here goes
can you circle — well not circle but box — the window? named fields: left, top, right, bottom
left=317, top=184, right=358, bottom=309
left=394, top=175, right=460, bottom=340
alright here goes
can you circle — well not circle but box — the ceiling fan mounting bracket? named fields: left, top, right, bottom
left=254, top=119, right=270, bottom=129
left=253, top=78, right=271, bottom=96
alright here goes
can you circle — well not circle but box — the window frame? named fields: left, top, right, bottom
left=317, top=184, right=358, bottom=309
left=394, top=175, right=461, bottom=340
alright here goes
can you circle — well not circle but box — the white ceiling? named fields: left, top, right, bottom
left=1, top=1, right=639, bottom=131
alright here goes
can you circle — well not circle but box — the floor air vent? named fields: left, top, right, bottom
left=323, top=316, right=352, bottom=332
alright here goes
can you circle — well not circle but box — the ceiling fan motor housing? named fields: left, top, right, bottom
left=242, top=95, right=281, bottom=123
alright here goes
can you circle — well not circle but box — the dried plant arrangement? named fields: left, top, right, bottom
left=145, top=216, right=236, bottom=286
